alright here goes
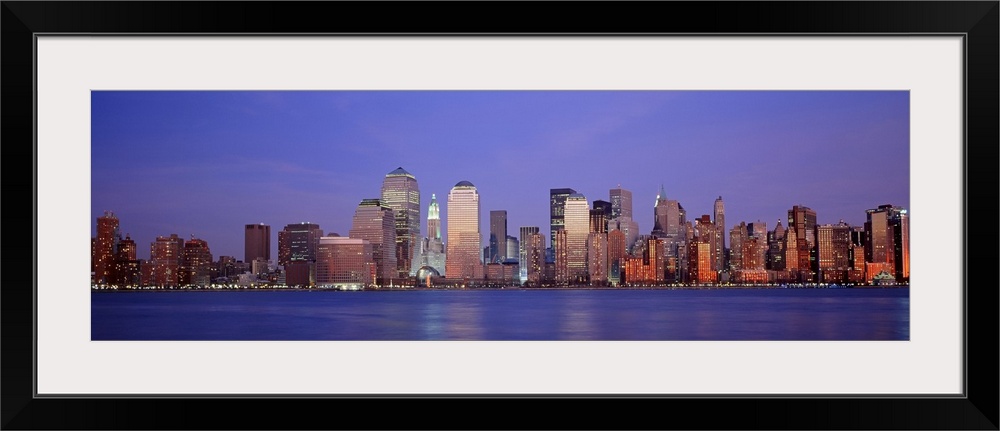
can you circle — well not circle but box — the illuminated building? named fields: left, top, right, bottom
left=381, top=167, right=421, bottom=277
left=549, top=188, right=576, bottom=250
left=150, top=234, right=183, bottom=287
left=180, top=237, right=212, bottom=286
left=713, top=196, right=726, bottom=272
left=787, top=205, right=818, bottom=276
left=526, top=232, right=546, bottom=286
left=607, top=229, right=627, bottom=285
left=419, top=194, right=446, bottom=276
left=244, top=223, right=270, bottom=265
left=590, top=200, right=612, bottom=233
left=92, top=211, right=119, bottom=284
left=554, top=230, right=569, bottom=285
left=112, top=234, right=140, bottom=286
left=767, top=219, right=785, bottom=270
left=315, top=236, right=375, bottom=287
left=817, top=221, right=852, bottom=282
left=277, top=223, right=323, bottom=266
left=865, top=204, right=909, bottom=282
left=349, top=198, right=397, bottom=284
left=445, top=181, right=483, bottom=281
left=695, top=215, right=719, bottom=273
left=489, top=210, right=508, bottom=263
left=587, top=232, right=608, bottom=285
left=610, top=185, right=633, bottom=220
left=518, top=226, right=540, bottom=283
left=564, top=193, right=590, bottom=282
left=687, top=240, right=716, bottom=284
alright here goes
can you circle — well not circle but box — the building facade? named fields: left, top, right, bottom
left=445, top=181, right=483, bottom=280
left=244, top=223, right=270, bottom=265
left=381, top=167, right=421, bottom=278
left=349, top=199, right=397, bottom=284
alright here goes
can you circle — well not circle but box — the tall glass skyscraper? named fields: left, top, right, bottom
left=549, top=188, right=576, bottom=249
left=714, top=196, right=726, bottom=271
left=381, top=167, right=420, bottom=278
left=349, top=198, right=397, bottom=284
left=564, top=193, right=590, bottom=281
left=518, top=226, right=540, bottom=283
left=489, top=210, right=507, bottom=263
left=610, top=185, right=633, bottom=220
left=446, top=181, right=482, bottom=280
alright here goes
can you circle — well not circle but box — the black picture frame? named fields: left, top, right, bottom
left=3, top=2, right=997, bottom=429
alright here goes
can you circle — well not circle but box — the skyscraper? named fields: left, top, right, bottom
left=419, top=193, right=446, bottom=276
left=713, top=196, right=726, bottom=271
left=150, top=234, right=184, bottom=287
left=446, top=181, right=483, bottom=280
left=489, top=210, right=508, bottom=264
left=609, top=185, right=633, bottom=220
left=244, top=223, right=270, bottom=264
left=564, top=193, right=590, bottom=282
left=381, top=167, right=420, bottom=278
left=180, top=237, right=212, bottom=287
left=518, top=226, right=540, bottom=283
left=349, top=199, right=397, bottom=284
left=277, top=223, right=323, bottom=266
left=92, top=210, right=119, bottom=284
left=549, top=188, right=576, bottom=248
left=865, top=204, right=909, bottom=282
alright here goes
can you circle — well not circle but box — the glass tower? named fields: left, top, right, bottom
left=381, top=167, right=420, bottom=278
left=446, top=181, right=482, bottom=280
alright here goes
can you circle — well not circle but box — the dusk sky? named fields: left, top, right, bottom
left=91, top=91, right=909, bottom=261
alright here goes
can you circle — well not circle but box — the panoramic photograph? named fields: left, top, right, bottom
left=90, top=90, right=910, bottom=341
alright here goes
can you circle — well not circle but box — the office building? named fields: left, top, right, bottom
left=244, top=223, right=270, bottom=264
left=381, top=167, right=421, bottom=277
left=349, top=199, right=397, bottom=284
left=445, top=181, right=483, bottom=280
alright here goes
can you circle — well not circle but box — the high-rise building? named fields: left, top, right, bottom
left=427, top=193, right=442, bottom=241
left=446, top=181, right=483, bottom=280
left=381, top=167, right=421, bottom=278
left=590, top=200, right=612, bottom=233
left=150, top=234, right=184, bottom=287
left=180, top=237, right=212, bottom=286
left=526, top=232, right=546, bottom=286
left=549, top=188, right=576, bottom=249
left=418, top=194, right=446, bottom=276
left=767, top=219, right=786, bottom=270
left=92, top=211, right=119, bottom=284
left=489, top=210, right=508, bottom=264
left=244, top=223, right=270, bottom=264
left=694, top=215, right=719, bottom=272
left=315, top=236, right=375, bottom=287
left=610, top=185, right=633, bottom=220
left=713, top=196, right=726, bottom=271
left=817, top=221, right=853, bottom=283
left=277, top=223, right=324, bottom=266
left=349, top=199, right=397, bottom=284
left=554, top=229, right=569, bottom=285
left=865, top=204, right=909, bottom=282
left=564, top=193, right=590, bottom=282
left=518, top=226, right=540, bottom=283
left=587, top=232, right=608, bottom=285
left=112, top=233, right=140, bottom=286
left=607, top=229, right=627, bottom=285
left=787, top=205, right=817, bottom=275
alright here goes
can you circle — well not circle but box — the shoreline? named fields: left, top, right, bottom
left=91, top=284, right=909, bottom=292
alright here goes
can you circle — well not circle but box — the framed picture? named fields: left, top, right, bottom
left=5, top=2, right=997, bottom=429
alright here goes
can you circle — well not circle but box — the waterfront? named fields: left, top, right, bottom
left=92, top=287, right=908, bottom=341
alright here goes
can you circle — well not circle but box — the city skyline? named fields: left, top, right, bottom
left=92, top=91, right=909, bottom=261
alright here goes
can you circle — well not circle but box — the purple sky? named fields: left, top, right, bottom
left=92, top=91, right=909, bottom=261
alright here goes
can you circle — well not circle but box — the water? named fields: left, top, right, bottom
left=91, top=288, right=909, bottom=341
